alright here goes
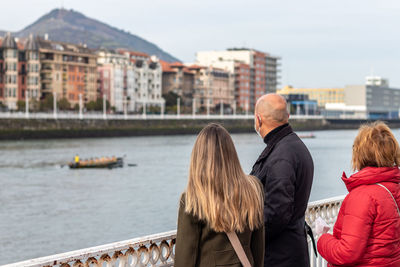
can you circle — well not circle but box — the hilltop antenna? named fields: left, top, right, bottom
left=60, top=0, right=64, bottom=9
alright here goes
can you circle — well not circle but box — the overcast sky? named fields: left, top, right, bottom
left=1, top=0, right=399, bottom=88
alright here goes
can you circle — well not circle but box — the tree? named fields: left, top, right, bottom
left=86, top=98, right=110, bottom=111
left=30, top=99, right=40, bottom=112
left=40, top=94, right=54, bottom=111
left=17, top=100, right=25, bottom=111
left=58, top=98, right=71, bottom=110
left=162, top=91, right=179, bottom=107
left=86, top=101, right=97, bottom=111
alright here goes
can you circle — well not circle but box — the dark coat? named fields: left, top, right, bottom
left=175, top=195, right=265, bottom=267
left=250, top=124, right=314, bottom=267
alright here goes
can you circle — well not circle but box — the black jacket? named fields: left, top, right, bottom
left=250, top=124, right=314, bottom=267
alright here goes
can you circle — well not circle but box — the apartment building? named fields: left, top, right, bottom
left=189, top=65, right=234, bottom=111
left=0, top=33, right=41, bottom=110
left=98, top=50, right=164, bottom=113
left=196, top=48, right=280, bottom=111
left=97, top=50, right=135, bottom=112
left=38, top=38, right=98, bottom=107
left=277, top=85, right=345, bottom=107
left=160, top=61, right=195, bottom=106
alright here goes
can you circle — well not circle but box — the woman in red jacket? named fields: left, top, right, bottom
left=317, top=121, right=400, bottom=267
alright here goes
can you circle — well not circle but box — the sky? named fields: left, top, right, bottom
left=0, top=0, right=399, bottom=88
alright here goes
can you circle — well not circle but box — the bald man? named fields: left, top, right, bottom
left=251, top=94, right=314, bottom=267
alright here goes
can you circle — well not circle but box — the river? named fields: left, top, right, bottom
left=1, top=128, right=397, bottom=264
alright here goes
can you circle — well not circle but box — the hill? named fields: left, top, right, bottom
left=1, top=8, right=179, bottom=62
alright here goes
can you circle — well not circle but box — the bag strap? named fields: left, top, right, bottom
left=376, top=183, right=400, bottom=217
left=226, top=231, right=252, bottom=267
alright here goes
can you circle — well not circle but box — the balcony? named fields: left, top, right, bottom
left=41, top=76, right=52, bottom=84
left=2, top=196, right=344, bottom=267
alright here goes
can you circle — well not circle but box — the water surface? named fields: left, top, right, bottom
left=2, top=129, right=394, bottom=264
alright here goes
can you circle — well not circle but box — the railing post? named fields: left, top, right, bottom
left=25, top=91, right=29, bottom=119
left=53, top=92, right=57, bottom=119
left=233, top=101, right=236, bottom=118
left=207, top=98, right=210, bottom=118
left=79, top=93, right=83, bottom=120
left=123, top=96, right=127, bottom=120
left=177, top=97, right=180, bottom=118
left=161, top=102, right=165, bottom=119
left=103, top=94, right=107, bottom=120
left=192, top=98, right=196, bottom=119
left=143, top=101, right=147, bottom=119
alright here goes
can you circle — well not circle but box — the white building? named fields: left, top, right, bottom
left=98, top=51, right=164, bottom=113
left=365, top=76, right=389, bottom=87
left=324, top=77, right=400, bottom=119
left=97, top=50, right=135, bottom=113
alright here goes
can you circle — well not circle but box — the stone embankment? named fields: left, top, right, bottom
left=0, top=118, right=399, bottom=140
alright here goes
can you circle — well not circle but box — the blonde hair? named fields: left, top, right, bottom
left=185, top=123, right=264, bottom=233
left=352, top=121, right=400, bottom=171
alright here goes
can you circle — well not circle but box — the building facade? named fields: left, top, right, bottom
left=134, top=56, right=164, bottom=112
left=97, top=50, right=135, bottom=112
left=1, top=33, right=19, bottom=110
left=160, top=61, right=194, bottom=107
left=38, top=38, right=98, bottom=107
left=322, top=78, right=400, bottom=119
left=0, top=33, right=41, bottom=110
left=277, top=85, right=345, bottom=108
left=190, top=65, right=234, bottom=111
left=98, top=50, right=164, bottom=113
left=196, top=48, right=280, bottom=111
left=344, top=84, right=400, bottom=119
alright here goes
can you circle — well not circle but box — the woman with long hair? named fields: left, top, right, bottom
left=317, top=121, right=400, bottom=266
left=174, top=123, right=265, bottom=267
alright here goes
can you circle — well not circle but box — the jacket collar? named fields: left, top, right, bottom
left=342, top=166, right=400, bottom=192
left=263, top=123, right=289, bottom=145
left=253, top=123, right=293, bottom=166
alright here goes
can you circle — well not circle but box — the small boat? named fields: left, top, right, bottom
left=69, top=157, right=124, bottom=169
left=298, top=133, right=316, bottom=139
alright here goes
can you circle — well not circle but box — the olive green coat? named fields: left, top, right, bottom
left=174, top=196, right=265, bottom=267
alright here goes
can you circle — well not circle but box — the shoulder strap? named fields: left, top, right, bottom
left=376, top=183, right=400, bottom=217
left=226, top=231, right=252, bottom=267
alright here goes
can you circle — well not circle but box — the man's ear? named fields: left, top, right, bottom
left=257, top=114, right=262, bottom=127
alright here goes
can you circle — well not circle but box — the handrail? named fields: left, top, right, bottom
left=2, top=196, right=346, bottom=267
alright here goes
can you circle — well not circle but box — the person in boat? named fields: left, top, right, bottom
left=317, top=121, right=400, bottom=266
left=74, top=154, right=80, bottom=164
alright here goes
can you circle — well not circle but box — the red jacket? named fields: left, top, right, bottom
left=317, top=167, right=400, bottom=267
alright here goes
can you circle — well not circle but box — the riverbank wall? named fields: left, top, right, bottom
left=0, top=118, right=399, bottom=140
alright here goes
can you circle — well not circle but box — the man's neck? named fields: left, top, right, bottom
left=261, top=123, right=285, bottom=138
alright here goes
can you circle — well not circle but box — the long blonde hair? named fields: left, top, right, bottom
left=185, top=123, right=264, bottom=233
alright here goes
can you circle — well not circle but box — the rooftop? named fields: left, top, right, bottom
left=2, top=32, right=17, bottom=49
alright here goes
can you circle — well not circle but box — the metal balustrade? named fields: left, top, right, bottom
left=2, top=195, right=345, bottom=267
left=0, top=111, right=324, bottom=120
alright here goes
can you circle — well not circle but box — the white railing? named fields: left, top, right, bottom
left=306, top=195, right=346, bottom=267
left=0, top=112, right=325, bottom=120
left=2, top=195, right=345, bottom=267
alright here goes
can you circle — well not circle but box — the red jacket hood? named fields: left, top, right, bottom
left=342, top=166, right=400, bottom=192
